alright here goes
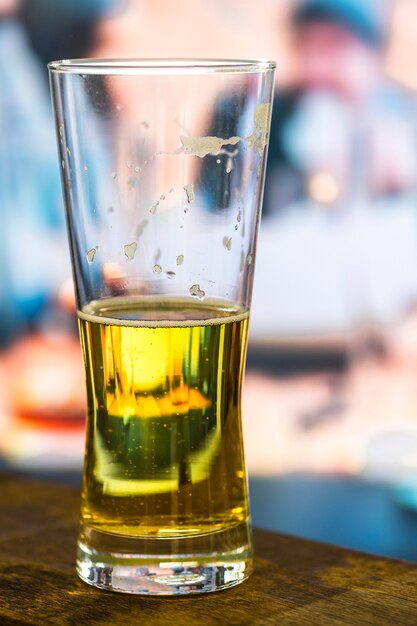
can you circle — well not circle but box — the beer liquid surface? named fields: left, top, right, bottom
left=78, top=297, right=250, bottom=538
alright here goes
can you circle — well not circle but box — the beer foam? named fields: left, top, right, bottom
left=78, top=296, right=248, bottom=328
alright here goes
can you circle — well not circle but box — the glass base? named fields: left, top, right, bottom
left=76, top=522, right=253, bottom=595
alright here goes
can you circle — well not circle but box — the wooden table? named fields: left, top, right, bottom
left=0, top=475, right=416, bottom=625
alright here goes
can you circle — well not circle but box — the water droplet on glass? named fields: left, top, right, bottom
left=127, top=160, right=132, bottom=168
left=165, top=270, right=175, bottom=279
left=124, top=242, right=138, bottom=261
left=247, top=252, right=253, bottom=266
left=223, top=236, right=232, bottom=251
left=153, top=264, right=162, bottom=274
left=189, top=284, right=205, bottom=299
left=86, top=247, right=97, bottom=263
left=83, top=165, right=88, bottom=172
left=136, top=219, right=148, bottom=238
left=111, top=171, right=117, bottom=179
left=176, top=254, right=184, bottom=266
left=183, top=183, right=195, bottom=204
left=149, top=200, right=159, bottom=215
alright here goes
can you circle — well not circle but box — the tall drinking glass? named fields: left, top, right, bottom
left=49, top=59, right=275, bottom=595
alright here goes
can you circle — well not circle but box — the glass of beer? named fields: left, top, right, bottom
left=49, top=59, right=275, bottom=595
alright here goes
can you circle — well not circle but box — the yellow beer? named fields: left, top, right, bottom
left=78, top=296, right=250, bottom=544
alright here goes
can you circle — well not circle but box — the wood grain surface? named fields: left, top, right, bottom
left=0, top=474, right=416, bottom=625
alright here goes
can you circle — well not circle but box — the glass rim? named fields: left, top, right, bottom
left=48, top=58, right=276, bottom=76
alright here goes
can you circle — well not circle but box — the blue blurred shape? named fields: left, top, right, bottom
left=293, top=0, right=388, bottom=46
left=0, top=20, right=66, bottom=344
left=250, top=474, right=417, bottom=562
left=48, top=0, right=124, bottom=20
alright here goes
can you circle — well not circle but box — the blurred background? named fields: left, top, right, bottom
left=1, top=0, right=417, bottom=560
